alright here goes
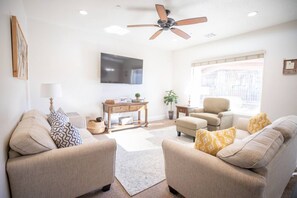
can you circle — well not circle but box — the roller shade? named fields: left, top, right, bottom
left=192, top=51, right=265, bottom=67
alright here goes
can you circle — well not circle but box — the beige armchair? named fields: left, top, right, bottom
left=190, top=98, right=233, bottom=131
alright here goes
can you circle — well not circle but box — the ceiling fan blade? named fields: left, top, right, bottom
left=170, top=28, right=191, bottom=40
left=155, top=4, right=168, bottom=22
left=149, top=29, right=163, bottom=40
left=175, top=17, right=207, bottom=26
left=127, top=24, right=159, bottom=28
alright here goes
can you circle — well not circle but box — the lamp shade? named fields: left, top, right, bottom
left=40, top=83, right=62, bottom=98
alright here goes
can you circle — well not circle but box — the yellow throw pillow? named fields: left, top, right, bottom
left=194, top=127, right=236, bottom=156
left=248, top=113, right=271, bottom=134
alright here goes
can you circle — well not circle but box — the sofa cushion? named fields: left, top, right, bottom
left=80, top=128, right=98, bottom=144
left=203, top=98, right=230, bottom=114
left=9, top=118, right=57, bottom=155
left=217, top=128, right=284, bottom=168
left=22, top=109, right=50, bottom=130
left=195, top=127, right=236, bottom=156
left=50, top=122, right=82, bottom=148
left=235, top=129, right=250, bottom=140
left=267, top=116, right=297, bottom=141
left=247, top=112, right=271, bottom=134
left=191, top=113, right=220, bottom=126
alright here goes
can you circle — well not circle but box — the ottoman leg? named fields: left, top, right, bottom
left=177, top=131, right=181, bottom=136
left=193, top=137, right=195, bottom=142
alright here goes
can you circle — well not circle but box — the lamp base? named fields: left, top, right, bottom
left=49, top=98, right=54, bottom=112
left=187, top=96, right=191, bottom=107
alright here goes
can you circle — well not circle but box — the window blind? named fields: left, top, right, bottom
left=191, top=51, right=265, bottom=67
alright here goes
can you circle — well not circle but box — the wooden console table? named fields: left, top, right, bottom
left=102, top=102, right=148, bottom=132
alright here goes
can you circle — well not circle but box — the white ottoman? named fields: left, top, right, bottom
left=176, top=116, right=207, bottom=142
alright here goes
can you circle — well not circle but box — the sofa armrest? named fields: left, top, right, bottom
left=162, top=139, right=266, bottom=198
left=7, top=139, right=117, bottom=198
left=218, top=111, right=233, bottom=129
left=67, top=112, right=86, bottom=128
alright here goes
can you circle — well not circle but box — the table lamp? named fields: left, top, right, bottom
left=185, top=83, right=193, bottom=107
left=40, top=83, right=62, bottom=112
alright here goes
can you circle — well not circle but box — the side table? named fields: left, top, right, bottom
left=176, top=105, right=198, bottom=119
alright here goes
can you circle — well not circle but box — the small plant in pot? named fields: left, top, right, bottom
left=163, top=90, right=178, bottom=120
left=135, top=93, right=140, bottom=101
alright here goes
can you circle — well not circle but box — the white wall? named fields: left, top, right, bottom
left=28, top=19, right=173, bottom=121
left=172, top=20, right=297, bottom=121
left=0, top=0, right=29, bottom=197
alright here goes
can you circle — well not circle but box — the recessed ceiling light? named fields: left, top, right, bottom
left=104, top=25, right=130, bottom=35
left=205, top=33, right=216, bottom=38
left=116, top=5, right=121, bottom=8
left=79, top=10, right=88, bottom=15
left=248, top=11, right=258, bottom=17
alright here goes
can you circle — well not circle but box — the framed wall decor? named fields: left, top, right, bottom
left=11, top=16, right=28, bottom=80
left=283, top=59, right=297, bottom=75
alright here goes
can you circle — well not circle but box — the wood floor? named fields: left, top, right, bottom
left=81, top=119, right=296, bottom=198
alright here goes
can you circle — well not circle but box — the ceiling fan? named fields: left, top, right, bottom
left=127, top=4, right=207, bottom=40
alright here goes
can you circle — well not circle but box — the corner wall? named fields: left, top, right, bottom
left=172, top=20, right=297, bottom=120
left=0, top=0, right=29, bottom=197
left=28, top=19, right=173, bottom=120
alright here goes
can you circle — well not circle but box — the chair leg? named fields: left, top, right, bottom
left=168, top=185, right=178, bottom=195
left=102, top=184, right=111, bottom=192
left=177, top=131, right=181, bottom=136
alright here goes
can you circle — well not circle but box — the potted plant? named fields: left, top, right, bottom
left=163, top=90, right=178, bottom=120
left=135, top=93, right=140, bottom=101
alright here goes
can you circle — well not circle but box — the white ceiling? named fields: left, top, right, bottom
left=23, top=0, right=297, bottom=51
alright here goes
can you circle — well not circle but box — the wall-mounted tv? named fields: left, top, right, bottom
left=100, top=53, right=143, bottom=84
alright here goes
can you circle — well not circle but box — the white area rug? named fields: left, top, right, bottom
left=105, top=126, right=193, bottom=196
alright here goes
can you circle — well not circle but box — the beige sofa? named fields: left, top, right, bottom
left=7, top=110, right=117, bottom=198
left=162, top=115, right=297, bottom=198
left=190, top=97, right=233, bottom=131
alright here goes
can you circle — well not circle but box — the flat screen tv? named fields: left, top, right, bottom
left=100, top=53, right=143, bottom=84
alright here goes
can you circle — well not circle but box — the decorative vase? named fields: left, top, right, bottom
left=168, top=110, right=174, bottom=120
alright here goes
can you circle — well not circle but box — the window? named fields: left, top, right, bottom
left=192, top=57, right=264, bottom=115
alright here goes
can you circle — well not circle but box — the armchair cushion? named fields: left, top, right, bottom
left=190, top=112, right=220, bottom=126
left=203, top=98, right=230, bottom=114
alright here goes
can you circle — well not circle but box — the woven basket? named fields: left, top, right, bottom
left=87, top=120, right=106, bottom=134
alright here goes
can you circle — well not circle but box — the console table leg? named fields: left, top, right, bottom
left=145, top=107, right=148, bottom=127
left=138, top=111, right=141, bottom=124
left=108, top=108, right=111, bottom=133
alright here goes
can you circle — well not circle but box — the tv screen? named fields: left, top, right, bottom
left=100, top=53, right=143, bottom=84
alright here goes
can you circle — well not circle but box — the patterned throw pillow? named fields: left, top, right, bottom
left=195, top=127, right=236, bottom=156
left=247, top=113, right=271, bottom=134
left=50, top=122, right=82, bottom=148
left=47, top=109, right=69, bottom=126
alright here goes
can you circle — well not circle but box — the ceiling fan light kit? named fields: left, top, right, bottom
left=127, top=4, right=208, bottom=40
